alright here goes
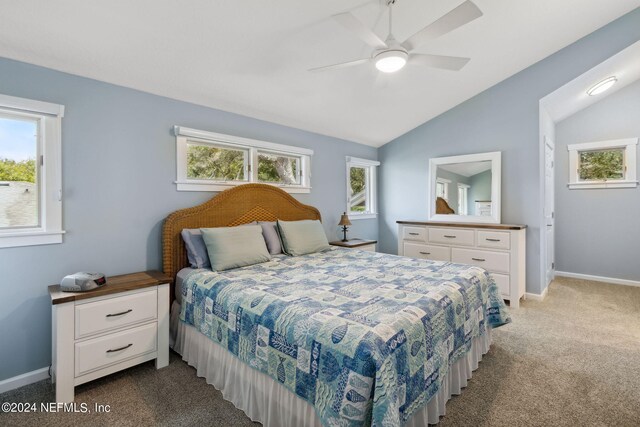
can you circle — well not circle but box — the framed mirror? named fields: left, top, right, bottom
left=428, top=151, right=501, bottom=224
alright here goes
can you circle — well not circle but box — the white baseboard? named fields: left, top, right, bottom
left=0, top=367, right=49, bottom=394
left=555, top=271, right=640, bottom=288
left=525, top=285, right=549, bottom=302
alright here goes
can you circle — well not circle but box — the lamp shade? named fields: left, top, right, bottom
left=338, top=212, right=352, bottom=226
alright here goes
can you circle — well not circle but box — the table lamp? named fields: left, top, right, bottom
left=338, top=212, right=352, bottom=242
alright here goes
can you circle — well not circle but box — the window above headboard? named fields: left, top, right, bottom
left=174, top=126, right=313, bottom=194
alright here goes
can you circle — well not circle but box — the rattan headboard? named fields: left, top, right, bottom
left=162, top=183, right=321, bottom=286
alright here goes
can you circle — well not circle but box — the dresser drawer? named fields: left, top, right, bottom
left=75, top=322, right=157, bottom=377
left=404, top=242, right=451, bottom=262
left=491, top=273, right=510, bottom=297
left=428, top=227, right=474, bottom=246
left=403, top=226, right=426, bottom=241
left=75, top=289, right=157, bottom=339
left=451, top=248, right=510, bottom=273
left=477, top=231, right=510, bottom=250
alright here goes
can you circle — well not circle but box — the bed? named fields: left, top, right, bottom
left=163, top=184, right=510, bottom=426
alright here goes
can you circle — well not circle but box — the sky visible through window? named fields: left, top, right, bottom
left=0, top=117, right=37, bottom=161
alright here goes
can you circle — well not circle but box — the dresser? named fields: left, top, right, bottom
left=397, top=221, right=526, bottom=308
left=49, top=271, right=171, bottom=402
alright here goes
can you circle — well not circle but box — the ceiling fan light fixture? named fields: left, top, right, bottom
left=587, top=76, right=617, bottom=96
left=375, top=50, right=408, bottom=73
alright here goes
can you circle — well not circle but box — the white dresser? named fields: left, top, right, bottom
left=397, top=221, right=526, bottom=308
left=49, top=271, right=170, bottom=402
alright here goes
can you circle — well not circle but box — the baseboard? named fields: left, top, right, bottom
left=0, top=367, right=49, bottom=394
left=525, top=286, right=549, bottom=302
left=555, top=271, right=640, bottom=288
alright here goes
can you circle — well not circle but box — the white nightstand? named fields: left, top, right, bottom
left=49, top=271, right=171, bottom=402
left=329, top=238, right=377, bottom=252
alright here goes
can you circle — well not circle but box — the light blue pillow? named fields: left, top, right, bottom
left=277, top=219, right=330, bottom=256
left=200, top=225, right=271, bottom=271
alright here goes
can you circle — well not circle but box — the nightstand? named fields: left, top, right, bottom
left=329, top=238, right=377, bottom=252
left=49, top=271, right=171, bottom=402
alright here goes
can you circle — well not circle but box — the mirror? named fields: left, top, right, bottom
left=429, top=152, right=501, bottom=224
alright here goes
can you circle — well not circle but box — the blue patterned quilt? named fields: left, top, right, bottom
left=180, top=248, right=510, bottom=426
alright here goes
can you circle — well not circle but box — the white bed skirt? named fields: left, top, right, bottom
left=171, top=301, right=492, bottom=426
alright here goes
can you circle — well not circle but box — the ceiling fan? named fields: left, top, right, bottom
left=310, top=0, right=482, bottom=74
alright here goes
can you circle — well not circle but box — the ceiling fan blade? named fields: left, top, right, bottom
left=409, top=54, right=471, bottom=71
left=401, top=1, right=483, bottom=51
left=309, top=58, right=370, bottom=73
left=332, top=12, right=387, bottom=49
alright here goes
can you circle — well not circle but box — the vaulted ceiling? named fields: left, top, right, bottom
left=1, top=0, right=639, bottom=146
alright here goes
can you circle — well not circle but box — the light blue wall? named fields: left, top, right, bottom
left=555, top=79, right=640, bottom=281
left=0, top=58, right=377, bottom=381
left=377, top=8, right=640, bottom=294
left=468, top=169, right=492, bottom=211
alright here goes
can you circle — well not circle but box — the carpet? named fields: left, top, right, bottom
left=1, top=277, right=639, bottom=426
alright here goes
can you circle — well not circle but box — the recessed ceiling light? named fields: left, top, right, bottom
left=375, top=50, right=408, bottom=73
left=587, top=76, right=617, bottom=96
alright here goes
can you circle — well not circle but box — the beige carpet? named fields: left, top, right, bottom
left=2, top=277, right=639, bottom=426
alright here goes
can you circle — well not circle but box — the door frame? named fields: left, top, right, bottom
left=539, top=104, right=556, bottom=293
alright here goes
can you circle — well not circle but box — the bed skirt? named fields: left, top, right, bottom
left=170, top=301, right=492, bottom=426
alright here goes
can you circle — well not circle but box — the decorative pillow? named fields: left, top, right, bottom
left=181, top=229, right=211, bottom=269
left=258, top=221, right=282, bottom=255
left=182, top=222, right=257, bottom=269
left=277, top=219, right=330, bottom=256
left=200, top=225, right=271, bottom=271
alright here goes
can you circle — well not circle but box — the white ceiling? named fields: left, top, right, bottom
left=541, top=40, right=640, bottom=122
left=440, top=161, right=491, bottom=177
left=1, top=0, right=639, bottom=147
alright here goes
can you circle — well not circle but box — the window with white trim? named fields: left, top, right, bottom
left=346, top=157, right=379, bottom=219
left=436, top=177, right=450, bottom=201
left=175, top=126, right=312, bottom=193
left=0, top=94, right=64, bottom=248
left=458, top=183, right=469, bottom=215
left=568, top=138, right=638, bottom=189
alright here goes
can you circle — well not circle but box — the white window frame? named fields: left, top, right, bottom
left=568, top=138, right=638, bottom=189
left=436, top=177, right=451, bottom=201
left=346, top=156, right=380, bottom=220
left=457, top=183, right=470, bottom=215
left=175, top=126, right=313, bottom=193
left=0, top=94, right=64, bottom=248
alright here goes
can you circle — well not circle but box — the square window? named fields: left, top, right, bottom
left=258, top=151, right=301, bottom=185
left=568, top=139, right=637, bottom=189
left=578, top=148, right=624, bottom=181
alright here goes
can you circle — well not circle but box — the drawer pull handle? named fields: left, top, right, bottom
left=472, top=257, right=486, bottom=262
left=409, top=232, right=420, bottom=236
left=106, top=343, right=133, bottom=353
left=486, top=238, right=501, bottom=242
left=444, top=235, right=457, bottom=238
left=106, top=309, right=133, bottom=318
left=419, top=251, right=431, bottom=255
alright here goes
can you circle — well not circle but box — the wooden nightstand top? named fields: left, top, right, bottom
left=49, top=270, right=172, bottom=305
left=329, top=238, right=377, bottom=248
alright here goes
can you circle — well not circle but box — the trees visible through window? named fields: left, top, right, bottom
left=346, top=157, right=379, bottom=217
left=175, top=127, right=312, bottom=193
left=0, top=114, right=39, bottom=228
left=349, top=166, right=367, bottom=213
left=568, top=138, right=637, bottom=189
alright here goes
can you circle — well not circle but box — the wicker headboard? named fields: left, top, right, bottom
left=162, top=183, right=321, bottom=284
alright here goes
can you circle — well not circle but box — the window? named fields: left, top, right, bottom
left=568, top=138, right=637, bottom=189
left=0, top=94, right=64, bottom=248
left=458, top=184, right=469, bottom=215
left=346, top=156, right=380, bottom=219
left=175, top=126, right=312, bottom=193
left=436, top=178, right=450, bottom=201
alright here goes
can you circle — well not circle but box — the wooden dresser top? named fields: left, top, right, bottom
left=49, top=270, right=172, bottom=305
left=396, top=221, right=527, bottom=230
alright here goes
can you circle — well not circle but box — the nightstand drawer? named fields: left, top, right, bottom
left=75, top=322, right=157, bottom=377
left=75, top=289, right=157, bottom=339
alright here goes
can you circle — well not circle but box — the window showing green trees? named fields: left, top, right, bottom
left=349, top=166, right=366, bottom=212
left=0, top=158, right=36, bottom=183
left=578, top=149, right=624, bottom=181
left=258, top=152, right=299, bottom=184
left=187, top=144, right=247, bottom=181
